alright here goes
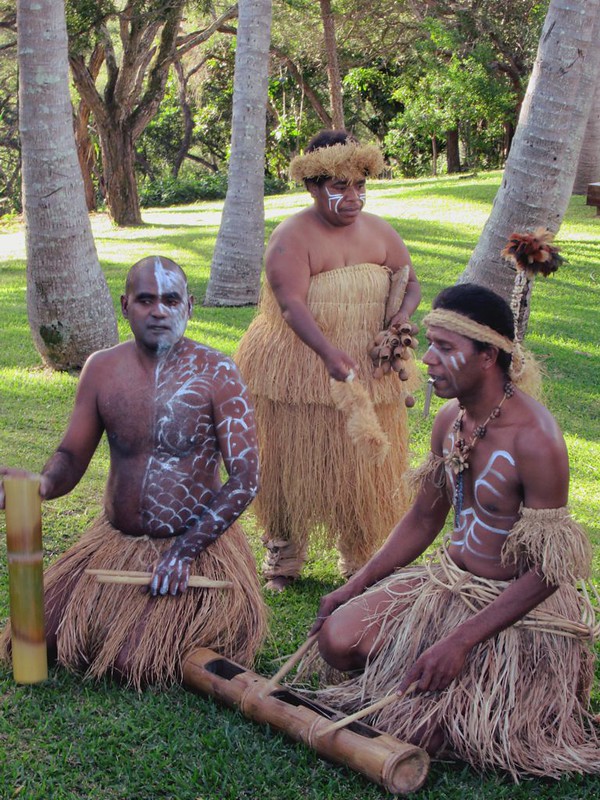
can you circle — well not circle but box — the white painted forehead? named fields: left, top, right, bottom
left=153, top=258, right=187, bottom=294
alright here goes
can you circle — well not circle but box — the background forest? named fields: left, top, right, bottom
left=0, top=0, right=549, bottom=219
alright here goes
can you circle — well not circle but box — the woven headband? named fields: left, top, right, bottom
left=289, top=142, right=384, bottom=183
left=423, top=309, right=526, bottom=380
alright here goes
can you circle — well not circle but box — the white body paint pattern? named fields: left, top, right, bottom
left=139, top=342, right=258, bottom=541
left=445, top=447, right=517, bottom=560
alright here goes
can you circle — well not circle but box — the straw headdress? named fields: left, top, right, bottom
left=289, top=142, right=385, bottom=183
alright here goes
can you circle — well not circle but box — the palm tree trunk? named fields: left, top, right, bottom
left=204, top=0, right=272, bottom=306
left=459, top=0, right=600, bottom=337
left=18, top=0, right=118, bottom=370
left=572, top=80, right=600, bottom=194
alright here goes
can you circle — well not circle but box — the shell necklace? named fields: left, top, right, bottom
left=447, top=381, right=514, bottom=527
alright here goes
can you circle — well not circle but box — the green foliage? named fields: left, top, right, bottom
left=137, top=76, right=186, bottom=174
left=383, top=17, right=517, bottom=176
left=139, top=172, right=288, bottom=207
left=65, top=0, right=115, bottom=53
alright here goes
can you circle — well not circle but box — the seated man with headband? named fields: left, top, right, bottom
left=308, top=283, right=599, bottom=780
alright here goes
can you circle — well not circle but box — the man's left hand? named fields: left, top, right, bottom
left=149, top=553, right=192, bottom=596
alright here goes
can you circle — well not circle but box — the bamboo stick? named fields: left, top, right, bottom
left=261, top=634, right=319, bottom=694
left=316, top=681, right=419, bottom=737
left=4, top=475, right=48, bottom=684
left=85, top=568, right=233, bottom=589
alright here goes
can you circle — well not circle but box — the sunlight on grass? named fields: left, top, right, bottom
left=1, top=173, right=599, bottom=800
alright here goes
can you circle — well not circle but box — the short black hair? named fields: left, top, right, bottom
left=432, top=284, right=515, bottom=374
left=304, top=129, right=359, bottom=186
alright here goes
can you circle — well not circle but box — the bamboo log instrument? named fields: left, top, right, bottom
left=85, top=568, right=233, bottom=589
left=183, top=648, right=429, bottom=794
left=316, top=682, right=419, bottom=737
left=261, top=633, right=318, bottom=694
left=4, top=475, right=48, bottom=684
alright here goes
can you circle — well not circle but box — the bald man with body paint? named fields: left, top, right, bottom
left=0, top=256, right=267, bottom=689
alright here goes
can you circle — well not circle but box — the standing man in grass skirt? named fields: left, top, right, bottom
left=236, top=130, right=421, bottom=590
left=1, top=256, right=267, bottom=689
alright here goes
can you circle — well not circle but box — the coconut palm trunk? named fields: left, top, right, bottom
left=18, top=0, right=118, bottom=369
left=459, top=0, right=600, bottom=334
left=205, top=0, right=273, bottom=306
left=573, top=79, right=600, bottom=194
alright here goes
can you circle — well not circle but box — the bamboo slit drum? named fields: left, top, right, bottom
left=183, top=648, right=429, bottom=794
left=3, top=475, right=48, bottom=684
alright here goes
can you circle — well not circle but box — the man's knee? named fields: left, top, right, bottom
left=318, top=610, right=370, bottom=672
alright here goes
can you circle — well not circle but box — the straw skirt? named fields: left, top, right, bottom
left=236, top=263, right=419, bottom=577
left=313, top=547, right=600, bottom=780
left=1, top=516, right=267, bottom=690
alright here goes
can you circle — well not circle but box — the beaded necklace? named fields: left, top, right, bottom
left=447, top=381, right=514, bottom=527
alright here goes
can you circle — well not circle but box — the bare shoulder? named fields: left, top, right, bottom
left=358, top=212, right=411, bottom=267
left=79, top=341, right=132, bottom=382
left=184, top=340, right=243, bottom=383
left=511, top=391, right=567, bottom=460
left=267, top=209, right=316, bottom=253
left=509, top=391, right=569, bottom=505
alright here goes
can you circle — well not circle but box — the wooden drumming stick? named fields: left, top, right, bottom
left=85, top=568, right=233, bottom=589
left=262, top=634, right=319, bottom=693
left=316, top=681, right=419, bottom=737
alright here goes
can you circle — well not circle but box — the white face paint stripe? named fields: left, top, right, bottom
left=325, top=187, right=344, bottom=214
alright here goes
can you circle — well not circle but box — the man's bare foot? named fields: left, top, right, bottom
left=264, top=576, right=296, bottom=592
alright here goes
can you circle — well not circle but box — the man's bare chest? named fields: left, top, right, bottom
left=99, top=370, right=214, bottom=457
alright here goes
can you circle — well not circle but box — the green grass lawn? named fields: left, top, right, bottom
left=0, top=172, right=599, bottom=799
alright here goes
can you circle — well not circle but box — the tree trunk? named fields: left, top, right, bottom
left=319, top=0, right=344, bottom=129
left=68, top=0, right=191, bottom=226
left=572, top=80, right=600, bottom=194
left=73, top=45, right=105, bottom=212
left=459, top=0, right=600, bottom=338
left=74, top=101, right=97, bottom=211
left=98, top=121, right=143, bottom=226
left=204, top=0, right=272, bottom=306
left=18, top=0, right=118, bottom=370
left=445, top=128, right=461, bottom=173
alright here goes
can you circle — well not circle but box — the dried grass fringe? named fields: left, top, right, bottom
left=1, top=516, right=267, bottom=690
left=406, top=452, right=446, bottom=501
left=501, top=506, right=592, bottom=584
left=305, top=549, right=600, bottom=781
left=251, top=396, right=409, bottom=567
left=236, top=263, right=420, bottom=407
left=236, top=263, right=418, bottom=568
left=329, top=378, right=390, bottom=465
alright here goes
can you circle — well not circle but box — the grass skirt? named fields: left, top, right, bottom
left=1, top=516, right=267, bottom=690
left=312, top=549, right=600, bottom=780
left=236, top=264, right=419, bottom=576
